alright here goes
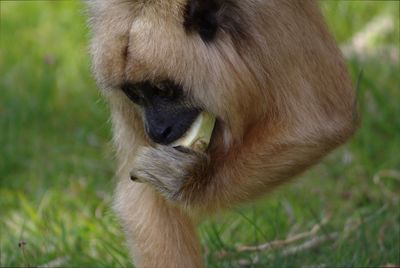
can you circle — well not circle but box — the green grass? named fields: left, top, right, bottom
left=1, top=1, right=399, bottom=267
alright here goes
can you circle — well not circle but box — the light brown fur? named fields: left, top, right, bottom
left=86, top=0, right=357, bottom=267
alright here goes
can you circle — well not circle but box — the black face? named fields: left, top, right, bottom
left=121, top=80, right=201, bottom=145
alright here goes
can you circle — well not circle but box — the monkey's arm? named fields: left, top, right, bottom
left=132, top=112, right=357, bottom=212
left=188, top=118, right=356, bottom=211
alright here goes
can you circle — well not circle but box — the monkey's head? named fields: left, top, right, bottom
left=86, top=0, right=279, bottom=152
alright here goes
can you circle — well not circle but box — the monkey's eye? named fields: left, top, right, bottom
left=155, top=82, right=175, bottom=99
left=121, top=83, right=144, bottom=104
left=154, top=80, right=183, bottom=100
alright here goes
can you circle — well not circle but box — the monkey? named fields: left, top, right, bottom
left=86, top=0, right=358, bottom=267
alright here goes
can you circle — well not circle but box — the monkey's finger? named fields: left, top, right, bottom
left=129, top=173, right=143, bottom=183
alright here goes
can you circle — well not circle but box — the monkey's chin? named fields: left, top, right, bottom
left=171, top=111, right=216, bottom=152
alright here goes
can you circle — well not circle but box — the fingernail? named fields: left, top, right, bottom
left=174, top=146, right=190, bottom=153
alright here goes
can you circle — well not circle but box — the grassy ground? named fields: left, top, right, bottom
left=0, top=1, right=399, bottom=267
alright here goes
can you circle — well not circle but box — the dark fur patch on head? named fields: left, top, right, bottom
left=183, top=0, right=248, bottom=43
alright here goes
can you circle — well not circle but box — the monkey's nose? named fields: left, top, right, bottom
left=147, top=125, right=173, bottom=144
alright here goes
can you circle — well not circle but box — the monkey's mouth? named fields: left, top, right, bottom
left=170, top=111, right=217, bottom=152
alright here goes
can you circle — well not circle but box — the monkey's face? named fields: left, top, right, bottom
left=120, top=80, right=200, bottom=145
left=87, top=0, right=272, bottom=151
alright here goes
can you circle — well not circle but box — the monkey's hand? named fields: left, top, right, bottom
left=130, top=146, right=209, bottom=202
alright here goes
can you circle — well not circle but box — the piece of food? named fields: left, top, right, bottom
left=171, top=111, right=216, bottom=151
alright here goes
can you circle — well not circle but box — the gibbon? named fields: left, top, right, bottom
left=86, top=0, right=357, bottom=267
